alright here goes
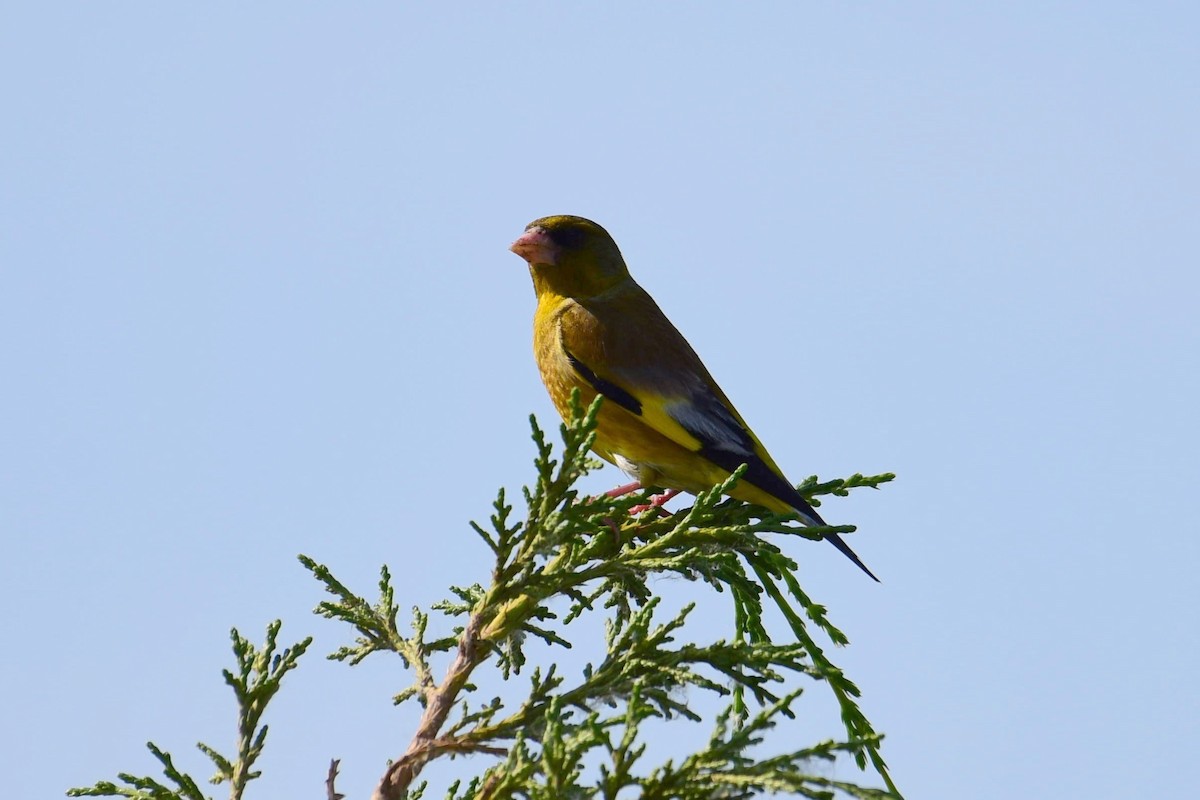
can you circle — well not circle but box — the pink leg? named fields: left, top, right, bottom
left=600, top=482, right=642, bottom=536
left=597, top=482, right=643, bottom=537
left=630, top=488, right=681, bottom=516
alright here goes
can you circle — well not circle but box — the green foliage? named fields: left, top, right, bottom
left=306, top=393, right=898, bottom=799
left=68, top=623, right=311, bottom=800
left=69, top=393, right=898, bottom=799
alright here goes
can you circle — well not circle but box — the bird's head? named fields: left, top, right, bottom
left=510, top=215, right=631, bottom=300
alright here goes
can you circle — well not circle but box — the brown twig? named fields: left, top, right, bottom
left=476, top=768, right=505, bottom=800
left=326, top=759, right=344, bottom=800
left=373, top=611, right=488, bottom=800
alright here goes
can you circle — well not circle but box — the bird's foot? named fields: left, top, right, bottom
left=630, top=488, right=681, bottom=516
left=605, top=481, right=643, bottom=498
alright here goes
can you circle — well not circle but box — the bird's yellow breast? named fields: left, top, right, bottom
left=532, top=292, right=587, bottom=416
left=533, top=291, right=738, bottom=494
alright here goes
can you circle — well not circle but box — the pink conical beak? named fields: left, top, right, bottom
left=509, top=227, right=558, bottom=266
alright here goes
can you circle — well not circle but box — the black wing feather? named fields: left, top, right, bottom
left=564, top=347, right=880, bottom=582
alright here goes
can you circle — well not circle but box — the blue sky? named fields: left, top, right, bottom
left=2, top=4, right=1197, bottom=798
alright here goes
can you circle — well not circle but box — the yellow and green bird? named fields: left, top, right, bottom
left=510, top=214, right=878, bottom=581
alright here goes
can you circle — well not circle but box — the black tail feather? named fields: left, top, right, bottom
left=825, top=531, right=881, bottom=583
left=693, top=448, right=881, bottom=582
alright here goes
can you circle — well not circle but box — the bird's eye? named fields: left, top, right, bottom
left=548, top=225, right=586, bottom=249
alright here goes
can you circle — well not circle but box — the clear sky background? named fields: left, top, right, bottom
left=2, top=4, right=1197, bottom=799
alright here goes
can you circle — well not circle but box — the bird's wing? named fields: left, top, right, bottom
left=558, top=282, right=881, bottom=582
left=559, top=283, right=817, bottom=519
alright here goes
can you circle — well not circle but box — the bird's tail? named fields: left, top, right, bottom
left=824, top=531, right=881, bottom=582
left=796, top=506, right=881, bottom=583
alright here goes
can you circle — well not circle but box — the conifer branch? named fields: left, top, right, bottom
left=67, top=623, right=311, bottom=800
left=70, top=394, right=898, bottom=799
left=307, top=393, right=899, bottom=799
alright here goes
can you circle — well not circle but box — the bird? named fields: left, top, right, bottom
left=509, top=215, right=878, bottom=581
